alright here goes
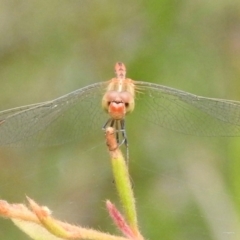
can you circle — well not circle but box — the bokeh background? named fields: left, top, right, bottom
left=0, top=1, right=240, bottom=239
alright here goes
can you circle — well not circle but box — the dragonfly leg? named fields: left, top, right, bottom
left=102, top=118, right=110, bottom=130
left=120, top=119, right=128, bottom=145
left=102, top=118, right=114, bottom=130
left=102, top=118, right=121, bottom=144
left=120, top=119, right=129, bottom=163
left=115, top=120, right=120, bottom=144
left=102, top=118, right=129, bottom=162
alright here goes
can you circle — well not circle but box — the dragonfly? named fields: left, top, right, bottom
left=0, top=62, right=240, bottom=150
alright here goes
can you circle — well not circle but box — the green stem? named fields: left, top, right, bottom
left=111, top=149, right=138, bottom=232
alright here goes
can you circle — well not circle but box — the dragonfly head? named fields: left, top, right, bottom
left=102, top=91, right=135, bottom=120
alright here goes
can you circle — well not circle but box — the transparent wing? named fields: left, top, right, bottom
left=2, top=79, right=240, bottom=147
left=0, top=102, right=55, bottom=124
left=0, top=82, right=108, bottom=146
left=135, top=81, right=240, bottom=136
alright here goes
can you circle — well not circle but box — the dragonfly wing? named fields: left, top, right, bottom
left=136, top=81, right=240, bottom=136
left=0, top=82, right=108, bottom=146
left=0, top=102, right=51, bottom=120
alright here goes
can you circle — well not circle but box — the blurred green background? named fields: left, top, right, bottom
left=0, top=1, right=240, bottom=239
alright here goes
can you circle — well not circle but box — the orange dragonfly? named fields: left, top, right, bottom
left=0, top=62, right=240, bottom=149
